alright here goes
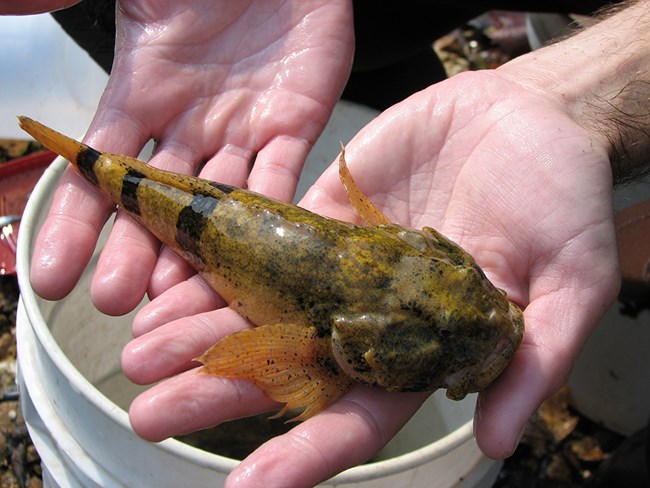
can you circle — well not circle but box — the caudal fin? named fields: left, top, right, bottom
left=18, top=116, right=91, bottom=169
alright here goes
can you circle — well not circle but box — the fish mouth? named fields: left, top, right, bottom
left=444, top=336, right=518, bottom=400
left=445, top=305, right=524, bottom=400
left=472, top=304, right=525, bottom=390
left=330, top=329, right=364, bottom=383
left=479, top=336, right=518, bottom=377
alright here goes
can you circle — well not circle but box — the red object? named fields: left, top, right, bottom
left=0, top=149, right=56, bottom=275
left=615, top=199, right=650, bottom=304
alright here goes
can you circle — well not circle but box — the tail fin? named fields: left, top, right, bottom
left=17, top=116, right=227, bottom=198
left=18, top=116, right=91, bottom=168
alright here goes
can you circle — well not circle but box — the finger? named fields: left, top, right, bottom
left=91, top=210, right=160, bottom=314
left=473, top=344, right=549, bottom=459
left=199, top=143, right=255, bottom=187
left=247, top=136, right=313, bottom=202
left=148, top=101, right=256, bottom=186
left=226, top=388, right=429, bottom=488
left=473, top=284, right=616, bottom=459
left=30, top=168, right=113, bottom=300
left=133, top=274, right=225, bottom=337
left=129, top=370, right=277, bottom=442
left=122, top=307, right=248, bottom=384
left=147, top=247, right=196, bottom=300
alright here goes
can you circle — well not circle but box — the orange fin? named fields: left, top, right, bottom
left=18, top=116, right=230, bottom=200
left=338, top=144, right=391, bottom=226
left=18, top=116, right=89, bottom=168
left=197, top=324, right=353, bottom=421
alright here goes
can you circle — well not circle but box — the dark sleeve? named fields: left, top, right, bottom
left=51, top=0, right=116, bottom=74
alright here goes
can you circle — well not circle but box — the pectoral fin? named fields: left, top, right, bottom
left=338, top=145, right=391, bottom=226
left=197, top=323, right=354, bottom=421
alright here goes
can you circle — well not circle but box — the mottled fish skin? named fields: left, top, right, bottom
left=19, top=116, right=524, bottom=419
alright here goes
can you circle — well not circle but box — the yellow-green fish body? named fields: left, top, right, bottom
left=19, top=116, right=524, bottom=420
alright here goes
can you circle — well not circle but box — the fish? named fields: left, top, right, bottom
left=19, top=116, right=524, bottom=421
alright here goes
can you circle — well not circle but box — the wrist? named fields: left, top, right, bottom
left=498, top=0, right=650, bottom=183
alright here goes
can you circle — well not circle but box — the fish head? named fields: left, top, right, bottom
left=330, top=227, right=524, bottom=399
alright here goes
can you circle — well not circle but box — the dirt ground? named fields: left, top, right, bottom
left=0, top=275, right=41, bottom=488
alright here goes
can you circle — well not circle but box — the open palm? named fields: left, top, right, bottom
left=29, top=0, right=353, bottom=314
left=122, top=69, right=620, bottom=487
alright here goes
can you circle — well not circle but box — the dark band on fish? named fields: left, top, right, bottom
left=209, top=181, right=236, bottom=194
left=76, top=147, right=101, bottom=186
left=176, top=194, right=220, bottom=258
left=121, top=169, right=146, bottom=215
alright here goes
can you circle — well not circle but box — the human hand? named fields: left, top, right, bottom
left=0, top=0, right=79, bottom=14
left=27, top=0, right=353, bottom=314
left=121, top=66, right=620, bottom=486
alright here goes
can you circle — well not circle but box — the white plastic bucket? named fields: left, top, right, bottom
left=568, top=181, right=650, bottom=436
left=15, top=101, right=499, bottom=487
left=568, top=304, right=650, bottom=435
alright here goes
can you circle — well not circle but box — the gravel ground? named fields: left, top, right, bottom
left=0, top=275, right=41, bottom=488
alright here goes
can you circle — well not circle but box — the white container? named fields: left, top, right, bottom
left=16, top=100, right=499, bottom=487
left=568, top=181, right=650, bottom=436
left=569, top=304, right=650, bottom=435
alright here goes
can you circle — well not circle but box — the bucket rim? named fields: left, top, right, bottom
left=16, top=154, right=475, bottom=484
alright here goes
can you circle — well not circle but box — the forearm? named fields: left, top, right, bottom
left=499, top=0, right=650, bottom=183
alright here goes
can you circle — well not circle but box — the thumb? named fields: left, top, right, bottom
left=473, top=277, right=618, bottom=459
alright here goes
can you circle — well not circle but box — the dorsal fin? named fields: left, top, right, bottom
left=338, top=144, right=391, bottom=226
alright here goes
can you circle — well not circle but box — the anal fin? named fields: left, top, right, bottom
left=338, top=145, right=392, bottom=226
left=196, top=323, right=354, bottom=421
